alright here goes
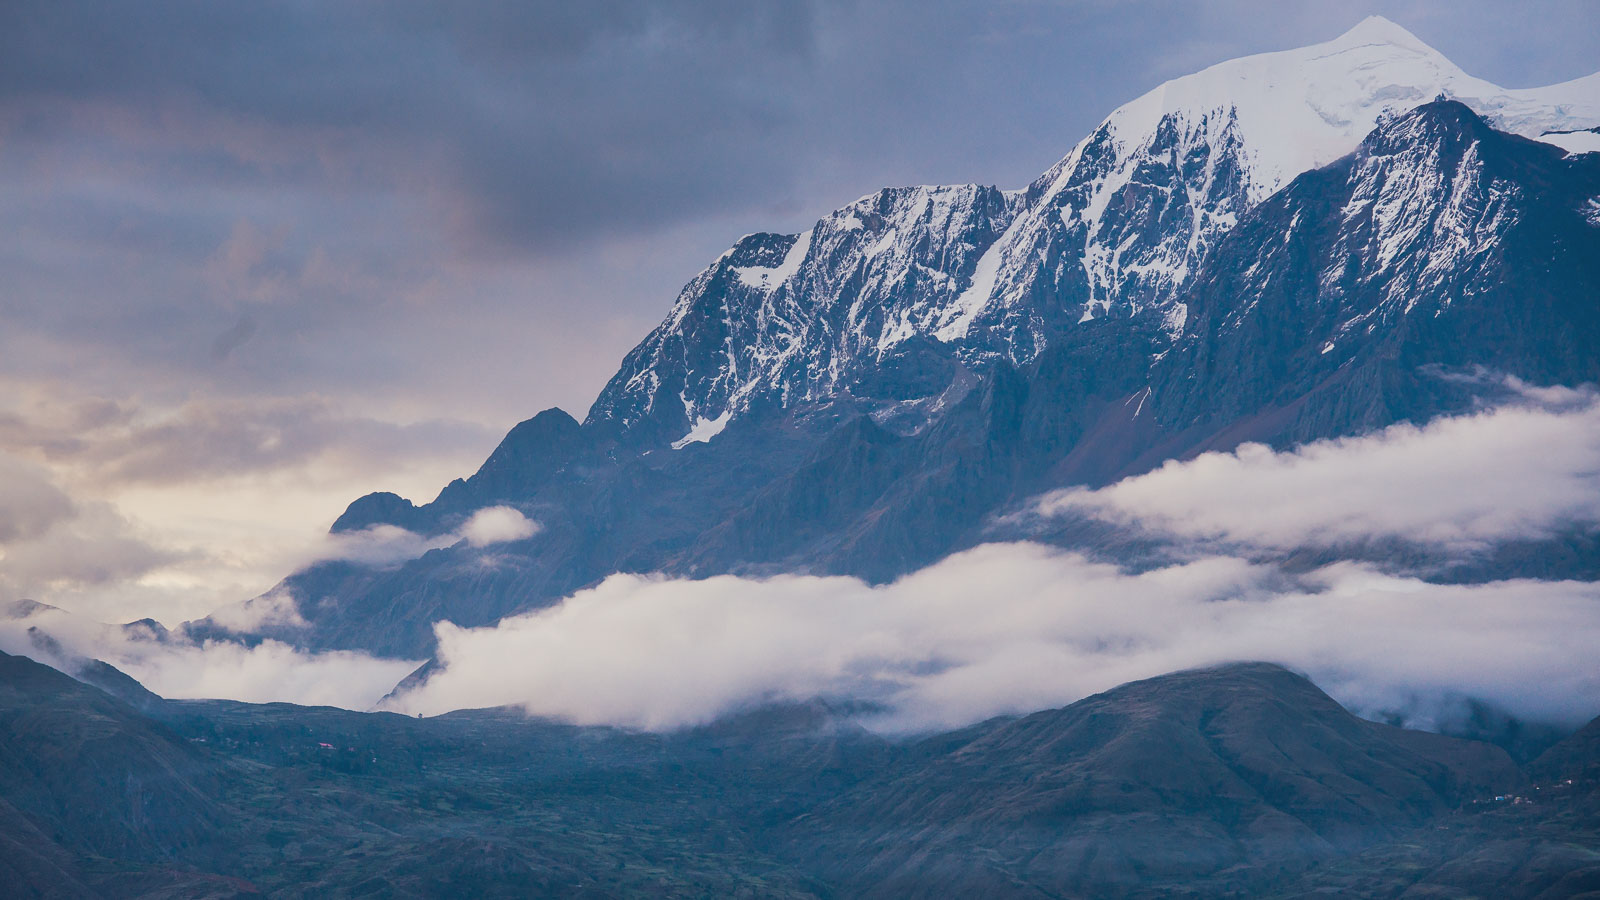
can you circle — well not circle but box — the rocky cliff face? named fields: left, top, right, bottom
left=587, top=16, right=1600, bottom=449
left=1149, top=100, right=1600, bottom=439
left=586, top=184, right=1021, bottom=444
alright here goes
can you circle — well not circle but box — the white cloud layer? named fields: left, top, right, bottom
left=367, top=395, right=1600, bottom=732
left=0, top=602, right=417, bottom=709
left=381, top=543, right=1600, bottom=733
left=7, top=397, right=1598, bottom=737
left=316, top=525, right=457, bottom=568
left=303, top=505, right=541, bottom=568
left=1035, top=390, right=1600, bottom=553
left=459, top=506, right=540, bottom=547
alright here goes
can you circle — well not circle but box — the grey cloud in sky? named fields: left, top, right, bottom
left=0, top=455, right=76, bottom=543
left=0, top=452, right=180, bottom=599
left=0, top=1, right=823, bottom=252
left=0, top=387, right=493, bottom=487
left=0, top=384, right=498, bottom=625
left=4, top=0, right=1596, bottom=424
left=210, top=315, right=258, bottom=362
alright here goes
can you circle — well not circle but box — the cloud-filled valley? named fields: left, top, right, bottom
left=389, top=546, right=1600, bottom=733
left=371, top=388, right=1600, bottom=735
left=7, top=394, right=1597, bottom=736
left=11, top=540, right=1595, bottom=735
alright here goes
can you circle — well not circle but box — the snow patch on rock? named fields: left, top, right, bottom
left=671, top=409, right=733, bottom=449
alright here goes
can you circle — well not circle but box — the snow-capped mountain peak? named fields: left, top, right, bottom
left=959, top=16, right=1600, bottom=337
left=588, top=18, right=1600, bottom=448
left=1042, top=16, right=1594, bottom=204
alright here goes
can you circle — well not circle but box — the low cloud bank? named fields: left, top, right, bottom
left=12, top=541, right=1594, bottom=732
left=10, top=394, right=1599, bottom=736
left=381, top=392, right=1600, bottom=732
left=0, top=602, right=416, bottom=709
left=1036, top=389, right=1600, bottom=553
left=384, top=543, right=1600, bottom=733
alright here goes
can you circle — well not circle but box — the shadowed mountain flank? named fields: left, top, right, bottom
left=8, top=654, right=1594, bottom=897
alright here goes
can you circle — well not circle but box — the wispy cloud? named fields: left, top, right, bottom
left=1036, top=388, right=1600, bottom=554
left=0, top=451, right=182, bottom=601
left=0, top=601, right=416, bottom=709
left=0, top=384, right=493, bottom=487
left=306, top=505, right=539, bottom=568
left=190, top=505, right=542, bottom=636
left=458, top=506, right=540, bottom=547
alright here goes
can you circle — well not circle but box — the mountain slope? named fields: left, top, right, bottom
left=789, top=662, right=1519, bottom=898
left=1148, top=99, right=1600, bottom=441
left=658, top=99, right=1600, bottom=582
left=0, top=651, right=225, bottom=864
left=1268, top=712, right=1600, bottom=898
left=10, top=657, right=1581, bottom=899
left=0, top=651, right=243, bottom=895
left=587, top=185, right=1021, bottom=446
left=198, top=21, right=1600, bottom=658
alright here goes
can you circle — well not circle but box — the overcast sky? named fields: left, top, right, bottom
left=2, top=0, right=1597, bottom=625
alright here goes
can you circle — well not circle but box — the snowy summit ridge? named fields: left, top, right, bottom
left=586, top=16, right=1600, bottom=448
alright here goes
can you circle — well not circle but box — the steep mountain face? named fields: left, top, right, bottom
left=651, top=100, right=1600, bottom=583
left=587, top=16, right=1600, bottom=446
left=195, top=19, right=1600, bottom=659
left=587, top=185, right=1021, bottom=445
left=225, top=405, right=832, bottom=656
left=1148, top=100, right=1600, bottom=441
